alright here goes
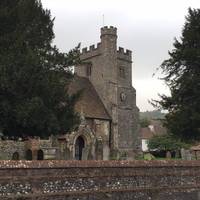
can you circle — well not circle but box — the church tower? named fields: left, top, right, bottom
left=75, top=26, right=140, bottom=159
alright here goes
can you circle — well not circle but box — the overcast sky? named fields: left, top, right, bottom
left=41, top=0, right=200, bottom=111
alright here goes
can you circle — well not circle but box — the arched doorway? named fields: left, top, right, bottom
left=37, top=149, right=44, bottom=160
left=12, top=152, right=19, bottom=160
left=75, top=136, right=85, bottom=160
left=25, top=149, right=32, bottom=160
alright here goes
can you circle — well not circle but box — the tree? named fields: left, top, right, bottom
left=139, top=118, right=150, bottom=128
left=0, top=0, right=81, bottom=138
left=148, top=135, right=189, bottom=152
left=154, top=8, right=200, bottom=141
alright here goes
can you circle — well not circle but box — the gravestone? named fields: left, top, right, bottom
left=185, top=150, right=192, bottom=160
left=175, top=150, right=180, bottom=158
left=181, top=148, right=192, bottom=160
left=166, top=151, right=171, bottom=159
left=181, top=148, right=186, bottom=160
left=196, top=151, right=200, bottom=160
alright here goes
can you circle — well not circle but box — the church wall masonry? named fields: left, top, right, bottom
left=0, top=160, right=200, bottom=200
left=0, top=139, right=58, bottom=160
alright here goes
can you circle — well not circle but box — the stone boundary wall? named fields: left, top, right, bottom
left=0, top=160, right=200, bottom=200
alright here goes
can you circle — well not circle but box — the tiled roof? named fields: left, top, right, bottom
left=150, top=120, right=167, bottom=135
left=68, top=76, right=111, bottom=120
left=140, top=128, right=154, bottom=139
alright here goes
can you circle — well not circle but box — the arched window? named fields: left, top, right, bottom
left=12, top=152, right=19, bottom=160
left=75, top=136, right=85, bottom=160
left=37, top=149, right=44, bottom=160
left=25, top=149, right=32, bottom=160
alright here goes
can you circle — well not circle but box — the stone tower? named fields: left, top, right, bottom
left=75, top=26, right=140, bottom=158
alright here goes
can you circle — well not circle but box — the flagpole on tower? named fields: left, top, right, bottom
left=102, top=14, right=105, bottom=27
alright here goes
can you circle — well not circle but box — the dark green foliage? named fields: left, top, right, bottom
left=0, top=0, right=81, bottom=138
left=148, top=135, right=189, bottom=151
left=154, top=8, right=200, bottom=141
left=140, top=110, right=165, bottom=120
left=139, top=118, right=150, bottom=128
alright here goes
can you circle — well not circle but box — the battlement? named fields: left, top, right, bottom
left=81, top=43, right=101, bottom=54
left=117, top=47, right=132, bottom=62
left=80, top=27, right=131, bottom=62
left=80, top=43, right=101, bottom=60
left=101, top=26, right=117, bottom=37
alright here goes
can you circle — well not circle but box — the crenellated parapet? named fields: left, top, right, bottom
left=80, top=26, right=119, bottom=61
left=80, top=43, right=101, bottom=60
left=101, top=26, right=117, bottom=37
left=117, top=47, right=132, bottom=62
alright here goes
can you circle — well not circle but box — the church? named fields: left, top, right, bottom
left=66, top=26, right=140, bottom=160
left=0, top=26, right=140, bottom=161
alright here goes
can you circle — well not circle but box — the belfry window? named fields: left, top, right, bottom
left=86, top=65, right=92, bottom=76
left=119, top=67, right=125, bottom=78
